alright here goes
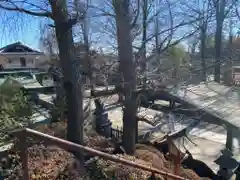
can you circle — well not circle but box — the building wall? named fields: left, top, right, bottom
left=34, top=55, right=51, bottom=70
left=0, top=54, right=49, bottom=69
left=0, top=55, right=8, bottom=68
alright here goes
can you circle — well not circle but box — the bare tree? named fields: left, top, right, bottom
left=0, top=0, right=85, bottom=162
left=212, top=0, right=238, bottom=82
left=138, top=0, right=147, bottom=87
left=73, top=0, right=94, bottom=88
left=188, top=35, right=199, bottom=55
left=39, top=24, right=58, bottom=56
left=113, top=0, right=137, bottom=155
left=187, top=0, right=213, bottom=81
left=198, top=1, right=212, bottom=81
left=141, top=0, right=202, bottom=82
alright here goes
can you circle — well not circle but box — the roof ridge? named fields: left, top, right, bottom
left=0, top=41, right=42, bottom=54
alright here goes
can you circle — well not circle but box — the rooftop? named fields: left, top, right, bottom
left=0, top=41, right=43, bottom=54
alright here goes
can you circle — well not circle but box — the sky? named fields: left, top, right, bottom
left=0, top=11, right=42, bottom=51
left=0, top=0, right=212, bottom=53
left=0, top=0, right=108, bottom=52
left=0, top=0, right=239, bottom=54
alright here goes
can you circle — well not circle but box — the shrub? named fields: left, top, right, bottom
left=0, top=81, right=32, bottom=144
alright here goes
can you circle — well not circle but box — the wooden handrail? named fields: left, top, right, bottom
left=12, top=128, right=189, bottom=180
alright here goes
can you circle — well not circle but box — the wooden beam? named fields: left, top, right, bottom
left=90, top=88, right=119, bottom=97
left=226, top=126, right=233, bottom=151
left=18, top=131, right=29, bottom=180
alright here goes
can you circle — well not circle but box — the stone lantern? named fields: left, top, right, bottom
left=214, top=149, right=239, bottom=180
left=94, top=99, right=112, bottom=138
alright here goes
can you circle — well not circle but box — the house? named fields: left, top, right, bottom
left=0, top=41, right=49, bottom=70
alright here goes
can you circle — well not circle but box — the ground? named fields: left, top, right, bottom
left=37, top=85, right=240, bottom=176
left=38, top=91, right=240, bottom=173
left=2, top=122, right=211, bottom=180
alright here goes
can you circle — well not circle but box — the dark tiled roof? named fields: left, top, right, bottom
left=0, top=41, right=42, bottom=54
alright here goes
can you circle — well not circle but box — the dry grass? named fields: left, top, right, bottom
left=3, top=122, right=208, bottom=180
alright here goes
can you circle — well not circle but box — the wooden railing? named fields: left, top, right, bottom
left=12, top=128, right=190, bottom=180
left=110, top=126, right=123, bottom=141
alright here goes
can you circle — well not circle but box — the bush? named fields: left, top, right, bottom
left=0, top=82, right=32, bottom=144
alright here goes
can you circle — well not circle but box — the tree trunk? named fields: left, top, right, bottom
left=140, top=0, right=148, bottom=87
left=81, top=20, right=94, bottom=89
left=200, top=26, right=207, bottom=81
left=134, top=0, right=148, bottom=143
left=113, top=0, right=137, bottom=155
left=214, top=21, right=223, bottom=82
left=214, top=0, right=225, bottom=83
left=50, top=0, right=84, bottom=162
left=229, top=18, right=233, bottom=67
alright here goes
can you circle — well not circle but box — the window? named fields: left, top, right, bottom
left=20, top=57, right=26, bottom=67
left=234, top=68, right=240, bottom=73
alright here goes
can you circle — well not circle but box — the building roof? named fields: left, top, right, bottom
left=0, top=41, right=43, bottom=54
left=168, top=82, right=240, bottom=129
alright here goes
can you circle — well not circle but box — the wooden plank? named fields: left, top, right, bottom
left=107, top=106, right=167, bottom=140
left=108, top=106, right=164, bottom=125
left=137, top=107, right=164, bottom=125
left=37, top=93, right=96, bottom=109
left=107, top=105, right=200, bottom=143
left=107, top=106, right=157, bottom=135
left=85, top=85, right=116, bottom=97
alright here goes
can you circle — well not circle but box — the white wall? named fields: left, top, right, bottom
left=2, top=54, right=48, bottom=69
left=0, top=55, right=8, bottom=67
left=5, top=57, right=34, bottom=69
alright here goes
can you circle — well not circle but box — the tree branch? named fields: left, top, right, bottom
left=131, top=0, right=140, bottom=29
left=147, top=28, right=200, bottom=62
left=223, top=0, right=238, bottom=19
left=0, top=1, right=53, bottom=19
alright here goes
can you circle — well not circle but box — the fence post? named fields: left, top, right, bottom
left=19, top=132, right=29, bottom=180
left=110, top=127, right=113, bottom=138
left=116, top=126, right=119, bottom=139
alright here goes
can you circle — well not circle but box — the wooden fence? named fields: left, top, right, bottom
left=110, top=126, right=123, bottom=141
left=11, top=128, right=190, bottom=180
